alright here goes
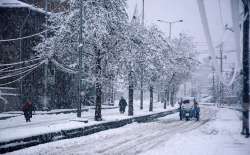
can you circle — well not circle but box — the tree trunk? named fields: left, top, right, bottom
left=95, top=50, right=102, bottom=121
left=164, top=89, right=167, bottom=109
left=128, top=71, right=134, bottom=116
left=157, top=91, right=160, bottom=102
left=111, top=84, right=114, bottom=104
left=140, top=76, right=143, bottom=110
left=170, top=89, right=174, bottom=107
left=149, top=85, right=153, bottom=111
left=167, top=90, right=170, bottom=103
left=161, top=91, right=164, bottom=103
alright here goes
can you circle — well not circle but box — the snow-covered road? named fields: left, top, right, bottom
left=6, top=106, right=217, bottom=155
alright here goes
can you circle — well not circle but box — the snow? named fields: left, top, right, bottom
left=0, top=100, right=177, bottom=143
left=0, top=0, right=30, bottom=8
left=142, top=107, right=250, bottom=155
left=4, top=106, right=249, bottom=155
left=0, top=113, right=20, bottom=118
left=0, top=0, right=46, bottom=14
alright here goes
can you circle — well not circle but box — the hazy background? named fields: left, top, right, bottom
left=126, top=0, right=238, bottom=97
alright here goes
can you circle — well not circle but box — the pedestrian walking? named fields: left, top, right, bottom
left=193, top=98, right=200, bottom=121
left=119, top=96, right=127, bottom=114
left=179, top=98, right=183, bottom=120
left=22, top=99, right=33, bottom=122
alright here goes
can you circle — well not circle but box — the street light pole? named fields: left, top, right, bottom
left=216, top=43, right=226, bottom=106
left=43, top=0, right=48, bottom=110
left=77, top=1, right=83, bottom=118
left=140, top=0, right=145, bottom=110
left=157, top=19, right=183, bottom=39
left=169, top=22, right=172, bottom=39
left=142, top=0, right=144, bottom=26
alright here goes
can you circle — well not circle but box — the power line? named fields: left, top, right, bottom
left=0, top=57, right=42, bottom=67
left=0, top=61, right=42, bottom=73
left=0, top=66, right=14, bottom=72
left=0, top=61, right=45, bottom=80
left=0, top=61, right=44, bottom=86
left=0, top=29, right=51, bottom=42
left=51, top=59, right=78, bottom=74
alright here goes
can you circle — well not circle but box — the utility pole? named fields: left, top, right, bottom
left=77, top=0, right=83, bottom=118
left=43, top=0, right=48, bottom=110
left=219, top=44, right=223, bottom=106
left=241, top=0, right=249, bottom=138
left=212, top=67, right=215, bottom=103
left=216, top=43, right=225, bottom=106
left=142, top=0, right=144, bottom=26
left=157, top=19, right=183, bottom=39
left=169, top=23, right=172, bottom=39
left=140, top=0, right=145, bottom=110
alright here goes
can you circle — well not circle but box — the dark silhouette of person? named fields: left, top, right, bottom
left=22, top=99, right=33, bottom=122
left=119, top=96, right=127, bottom=114
left=193, top=99, right=200, bottom=121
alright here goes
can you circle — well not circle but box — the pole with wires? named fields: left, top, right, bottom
left=140, top=0, right=145, bottom=110
left=43, top=0, right=49, bottom=110
left=142, top=0, right=144, bottom=26
left=216, top=43, right=225, bottom=106
left=77, top=0, right=83, bottom=118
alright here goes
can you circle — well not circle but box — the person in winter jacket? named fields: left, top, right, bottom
left=193, top=98, right=200, bottom=121
left=22, top=99, right=33, bottom=122
left=119, top=96, right=127, bottom=114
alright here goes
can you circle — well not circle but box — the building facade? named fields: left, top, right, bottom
left=0, top=0, right=75, bottom=112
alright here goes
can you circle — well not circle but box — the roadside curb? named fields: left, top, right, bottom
left=0, top=109, right=178, bottom=154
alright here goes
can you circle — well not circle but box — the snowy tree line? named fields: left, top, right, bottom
left=35, top=0, right=197, bottom=121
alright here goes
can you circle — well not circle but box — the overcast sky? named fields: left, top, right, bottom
left=126, top=0, right=235, bottom=53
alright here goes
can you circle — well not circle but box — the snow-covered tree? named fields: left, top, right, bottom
left=35, top=0, right=128, bottom=121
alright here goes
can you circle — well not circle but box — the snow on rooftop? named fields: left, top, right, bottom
left=0, top=0, right=30, bottom=8
left=0, top=0, right=46, bottom=14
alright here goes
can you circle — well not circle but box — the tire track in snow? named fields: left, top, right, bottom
left=99, top=107, right=215, bottom=155
left=59, top=117, right=189, bottom=155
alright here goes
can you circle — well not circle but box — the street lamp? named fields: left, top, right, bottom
left=157, top=19, right=183, bottom=39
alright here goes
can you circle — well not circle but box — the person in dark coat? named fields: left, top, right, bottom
left=193, top=98, right=200, bottom=121
left=22, top=99, right=33, bottom=122
left=179, top=98, right=183, bottom=120
left=119, top=96, right=127, bottom=114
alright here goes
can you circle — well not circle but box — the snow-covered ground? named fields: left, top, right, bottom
left=5, top=106, right=248, bottom=155
left=2, top=104, right=249, bottom=155
left=143, top=107, right=250, bottom=155
left=0, top=100, right=176, bottom=143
